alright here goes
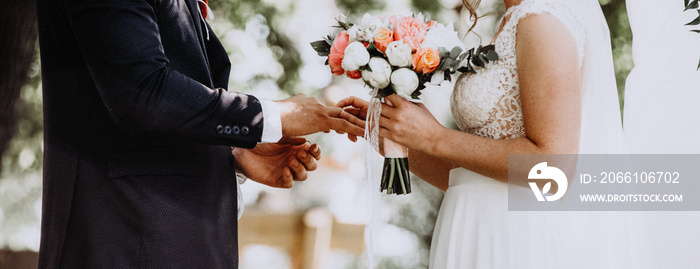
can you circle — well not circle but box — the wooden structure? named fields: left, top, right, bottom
left=238, top=208, right=365, bottom=269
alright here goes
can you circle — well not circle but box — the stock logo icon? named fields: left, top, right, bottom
left=528, top=162, right=568, bottom=202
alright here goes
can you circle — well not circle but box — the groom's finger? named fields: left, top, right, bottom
left=289, top=156, right=309, bottom=181
left=278, top=136, right=307, bottom=145
left=279, top=167, right=294, bottom=189
left=309, top=144, right=322, bottom=160
left=297, top=147, right=318, bottom=171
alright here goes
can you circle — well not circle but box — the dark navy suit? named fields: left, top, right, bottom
left=37, top=0, right=260, bottom=267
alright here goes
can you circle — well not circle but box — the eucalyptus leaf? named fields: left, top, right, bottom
left=686, top=0, right=698, bottom=10
left=443, top=58, right=455, bottom=69
left=458, top=52, right=468, bottom=62
left=686, top=14, right=700, bottom=26
left=451, top=46, right=463, bottom=58
left=438, top=47, right=450, bottom=58
left=485, top=50, right=499, bottom=61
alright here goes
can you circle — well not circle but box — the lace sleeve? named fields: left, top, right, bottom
left=508, top=0, right=586, bottom=67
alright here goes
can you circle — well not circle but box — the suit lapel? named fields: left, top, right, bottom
left=184, top=0, right=212, bottom=81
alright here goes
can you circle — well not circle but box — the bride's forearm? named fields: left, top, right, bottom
left=408, top=148, right=452, bottom=191
left=429, top=128, right=568, bottom=183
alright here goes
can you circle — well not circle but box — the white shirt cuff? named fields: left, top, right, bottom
left=258, top=98, right=283, bottom=143
left=236, top=172, right=247, bottom=220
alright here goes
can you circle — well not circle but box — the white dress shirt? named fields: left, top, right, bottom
left=236, top=98, right=282, bottom=220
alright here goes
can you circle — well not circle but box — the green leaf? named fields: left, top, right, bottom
left=692, top=29, right=700, bottom=33
left=686, top=0, right=698, bottom=11
left=444, top=71, right=452, bottom=83
left=310, top=40, right=331, bottom=56
left=450, top=46, right=463, bottom=58
left=485, top=50, right=499, bottom=61
left=457, top=52, right=468, bottom=62
left=438, top=47, right=450, bottom=58
left=686, top=14, right=700, bottom=26
left=686, top=0, right=691, bottom=8
left=375, top=87, right=395, bottom=98
left=323, top=34, right=335, bottom=46
left=697, top=59, right=700, bottom=71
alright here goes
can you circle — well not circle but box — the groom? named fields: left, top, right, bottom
left=36, top=0, right=363, bottom=268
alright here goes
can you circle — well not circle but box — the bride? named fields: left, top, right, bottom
left=339, top=0, right=634, bottom=267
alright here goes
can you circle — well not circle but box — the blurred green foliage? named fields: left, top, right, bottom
left=0, top=44, right=43, bottom=251
left=336, top=0, right=386, bottom=15
left=600, top=0, right=633, bottom=115
left=210, top=0, right=302, bottom=95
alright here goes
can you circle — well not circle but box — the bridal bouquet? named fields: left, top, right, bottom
left=311, top=13, right=498, bottom=194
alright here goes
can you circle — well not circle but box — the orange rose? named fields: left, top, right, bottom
left=346, top=70, right=362, bottom=79
left=328, top=31, right=350, bottom=75
left=373, top=27, right=393, bottom=53
left=412, top=47, right=440, bottom=74
left=393, top=16, right=428, bottom=52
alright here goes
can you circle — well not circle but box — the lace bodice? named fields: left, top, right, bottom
left=451, top=0, right=584, bottom=140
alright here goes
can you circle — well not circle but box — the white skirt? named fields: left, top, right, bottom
left=429, top=168, right=640, bottom=269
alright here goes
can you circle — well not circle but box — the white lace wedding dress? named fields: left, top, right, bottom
left=429, top=0, right=635, bottom=268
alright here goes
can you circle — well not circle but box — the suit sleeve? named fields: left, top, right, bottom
left=60, top=0, right=263, bottom=148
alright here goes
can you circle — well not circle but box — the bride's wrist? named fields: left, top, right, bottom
left=425, top=126, right=449, bottom=156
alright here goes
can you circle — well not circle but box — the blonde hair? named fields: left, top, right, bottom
left=462, top=0, right=481, bottom=33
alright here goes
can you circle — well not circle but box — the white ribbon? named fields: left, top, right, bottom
left=364, top=92, right=383, bottom=268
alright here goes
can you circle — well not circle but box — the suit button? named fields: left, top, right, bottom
left=241, top=126, right=249, bottom=135
left=232, top=125, right=241, bottom=135
left=216, top=125, right=224, bottom=134
left=224, top=125, right=232, bottom=135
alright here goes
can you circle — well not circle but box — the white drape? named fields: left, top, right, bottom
left=624, top=1, right=700, bottom=268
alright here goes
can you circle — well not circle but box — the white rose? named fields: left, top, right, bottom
left=360, top=13, right=383, bottom=30
left=342, top=42, right=370, bottom=72
left=361, top=57, right=392, bottom=89
left=385, top=41, right=412, bottom=67
left=421, top=22, right=466, bottom=52
left=390, top=68, right=419, bottom=99
left=348, top=25, right=373, bottom=42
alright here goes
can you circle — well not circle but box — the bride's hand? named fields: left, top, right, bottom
left=336, top=96, right=369, bottom=142
left=379, top=94, right=446, bottom=153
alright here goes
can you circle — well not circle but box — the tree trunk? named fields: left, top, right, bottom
left=0, top=1, right=38, bottom=169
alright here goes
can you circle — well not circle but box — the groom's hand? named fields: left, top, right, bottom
left=275, top=94, right=365, bottom=138
left=232, top=137, right=322, bottom=188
